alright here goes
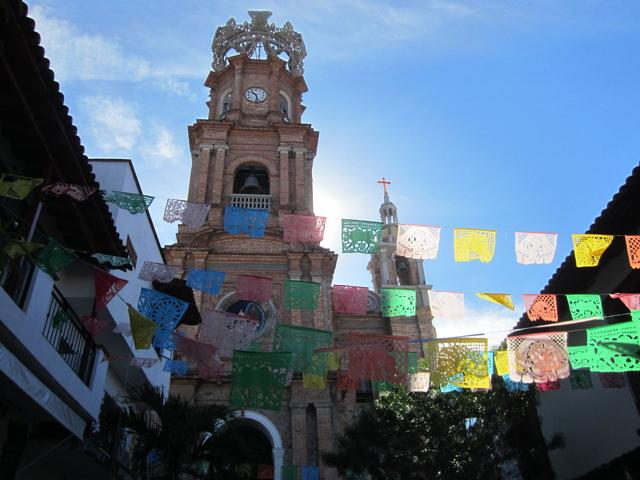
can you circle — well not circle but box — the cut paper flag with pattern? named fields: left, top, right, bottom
left=223, top=206, right=269, bottom=238
left=454, top=228, right=496, bottom=263
left=341, top=219, right=382, bottom=254
left=610, top=293, right=640, bottom=312
left=476, top=293, right=514, bottom=310
left=197, top=309, right=260, bottom=357
left=396, top=224, right=441, bottom=260
left=425, top=338, right=489, bottom=389
left=41, top=182, right=96, bottom=201
left=514, top=232, right=557, bottom=265
left=138, top=288, right=189, bottom=349
left=536, top=380, right=560, bottom=392
left=337, top=333, right=409, bottom=391
left=2, top=239, right=41, bottom=260
left=36, top=238, right=76, bottom=277
left=302, top=466, right=320, bottom=480
left=282, top=214, right=326, bottom=242
left=91, top=253, right=131, bottom=268
left=303, top=352, right=340, bottom=390
left=102, top=190, right=154, bottom=214
left=52, top=309, right=71, bottom=328
left=282, top=466, right=297, bottom=480
left=427, top=291, right=465, bottom=318
left=502, top=375, right=529, bottom=393
left=568, top=346, right=591, bottom=370
left=174, top=335, right=221, bottom=380
left=570, top=370, right=593, bottom=390
left=130, top=357, right=160, bottom=368
left=235, top=275, right=273, bottom=303
left=571, top=234, right=614, bottom=267
left=163, top=199, right=210, bottom=229
left=94, top=269, right=128, bottom=311
left=507, top=332, right=569, bottom=383
left=566, top=294, right=603, bottom=320
left=128, top=306, right=158, bottom=350
left=0, top=174, right=43, bottom=200
left=138, top=261, right=179, bottom=283
left=522, top=294, right=558, bottom=322
left=80, top=315, right=111, bottom=337
left=332, top=285, right=369, bottom=315
left=272, top=324, right=333, bottom=374
left=586, top=321, right=640, bottom=372
left=229, top=350, right=292, bottom=411
left=409, top=371, right=431, bottom=393
left=381, top=288, right=416, bottom=316
left=494, top=350, right=509, bottom=376
left=163, top=360, right=189, bottom=375
left=625, top=236, right=640, bottom=269
left=284, top=279, right=320, bottom=311
left=186, top=269, right=225, bottom=295
left=373, top=351, right=419, bottom=393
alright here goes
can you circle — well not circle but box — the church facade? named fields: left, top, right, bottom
left=165, top=12, right=435, bottom=479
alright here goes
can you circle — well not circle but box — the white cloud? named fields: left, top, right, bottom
left=154, top=77, right=193, bottom=98
left=30, top=5, right=151, bottom=83
left=433, top=305, right=520, bottom=348
left=81, top=96, right=141, bottom=153
left=139, top=124, right=183, bottom=166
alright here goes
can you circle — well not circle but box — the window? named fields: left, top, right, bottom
left=225, top=300, right=266, bottom=333
left=220, top=91, right=233, bottom=119
left=126, top=236, right=137, bottom=269
left=279, top=94, right=290, bottom=122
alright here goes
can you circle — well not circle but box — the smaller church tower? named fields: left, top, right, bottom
left=367, top=181, right=437, bottom=349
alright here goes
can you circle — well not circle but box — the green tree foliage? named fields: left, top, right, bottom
left=324, top=382, right=552, bottom=480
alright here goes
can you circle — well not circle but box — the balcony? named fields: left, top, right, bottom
left=227, top=193, right=271, bottom=210
left=41, top=287, right=97, bottom=386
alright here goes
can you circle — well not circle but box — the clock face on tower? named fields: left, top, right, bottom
left=244, top=87, right=268, bottom=103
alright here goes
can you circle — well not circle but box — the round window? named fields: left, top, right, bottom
left=225, top=300, right=267, bottom=332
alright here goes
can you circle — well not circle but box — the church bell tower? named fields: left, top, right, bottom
left=166, top=11, right=339, bottom=479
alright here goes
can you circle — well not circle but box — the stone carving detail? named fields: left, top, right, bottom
left=212, top=11, right=307, bottom=76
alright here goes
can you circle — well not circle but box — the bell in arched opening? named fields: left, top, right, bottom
left=234, top=166, right=270, bottom=195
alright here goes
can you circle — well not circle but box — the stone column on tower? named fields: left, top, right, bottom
left=190, top=145, right=212, bottom=203
left=278, top=146, right=290, bottom=208
left=294, top=147, right=306, bottom=212
left=211, top=143, right=229, bottom=205
left=305, top=151, right=315, bottom=213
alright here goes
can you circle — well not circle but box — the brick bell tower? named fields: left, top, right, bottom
left=166, top=11, right=339, bottom=479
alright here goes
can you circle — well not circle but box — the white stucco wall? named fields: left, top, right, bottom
left=90, top=160, right=171, bottom=395
left=538, top=375, right=640, bottom=479
left=0, top=267, right=108, bottom=421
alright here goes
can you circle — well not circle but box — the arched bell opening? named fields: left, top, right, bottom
left=233, top=165, right=270, bottom=195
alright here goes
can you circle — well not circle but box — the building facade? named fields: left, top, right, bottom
left=167, top=11, right=435, bottom=479
left=0, top=3, right=172, bottom=478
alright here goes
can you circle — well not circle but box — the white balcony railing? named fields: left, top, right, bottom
left=228, top=194, right=271, bottom=210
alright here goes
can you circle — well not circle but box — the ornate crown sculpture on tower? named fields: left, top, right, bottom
left=211, top=10, right=307, bottom=76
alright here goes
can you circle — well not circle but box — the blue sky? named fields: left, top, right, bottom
left=29, top=1, right=640, bottom=340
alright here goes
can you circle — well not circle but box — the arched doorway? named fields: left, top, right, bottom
left=218, top=410, right=284, bottom=480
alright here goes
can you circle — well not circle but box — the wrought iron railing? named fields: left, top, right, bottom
left=42, top=287, right=97, bottom=386
left=227, top=194, right=271, bottom=210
